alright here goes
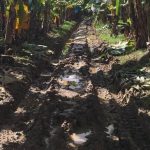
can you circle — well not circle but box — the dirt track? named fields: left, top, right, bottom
left=0, top=19, right=150, bottom=150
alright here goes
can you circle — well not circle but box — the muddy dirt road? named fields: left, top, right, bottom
left=0, top=19, right=150, bottom=150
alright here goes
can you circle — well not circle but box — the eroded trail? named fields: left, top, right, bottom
left=0, top=19, right=150, bottom=150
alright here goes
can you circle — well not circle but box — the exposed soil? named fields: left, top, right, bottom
left=0, top=19, right=150, bottom=150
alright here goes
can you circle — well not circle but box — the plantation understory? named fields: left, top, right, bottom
left=0, top=18, right=150, bottom=150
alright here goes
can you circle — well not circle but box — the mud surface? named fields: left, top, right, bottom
left=0, top=19, right=150, bottom=150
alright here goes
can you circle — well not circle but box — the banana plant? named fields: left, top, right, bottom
left=2, top=0, right=86, bottom=45
left=116, top=0, right=121, bottom=16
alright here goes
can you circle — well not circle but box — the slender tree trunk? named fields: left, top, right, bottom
left=145, top=2, right=150, bottom=42
left=29, top=0, right=42, bottom=39
left=59, top=5, right=65, bottom=24
left=43, top=1, right=50, bottom=33
left=5, top=3, right=16, bottom=46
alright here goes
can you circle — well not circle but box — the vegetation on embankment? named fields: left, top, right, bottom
left=39, top=20, right=78, bottom=57
left=50, top=21, right=77, bottom=38
left=95, top=23, right=126, bottom=45
left=116, top=49, right=149, bottom=65
left=95, top=22, right=148, bottom=66
left=95, top=21, right=150, bottom=108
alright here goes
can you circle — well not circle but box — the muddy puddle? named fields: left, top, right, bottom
left=58, top=70, right=85, bottom=92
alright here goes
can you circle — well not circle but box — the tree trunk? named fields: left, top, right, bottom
left=145, top=2, right=150, bottom=42
left=5, top=3, right=16, bottom=46
left=43, top=1, right=50, bottom=33
left=0, top=0, right=6, bottom=34
left=130, top=0, right=148, bottom=49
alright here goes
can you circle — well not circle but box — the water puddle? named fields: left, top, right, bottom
left=70, top=131, right=91, bottom=145
left=59, top=74, right=85, bottom=91
left=105, top=124, right=114, bottom=137
left=40, top=72, right=52, bottom=77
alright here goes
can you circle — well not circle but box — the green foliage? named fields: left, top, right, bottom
left=52, top=21, right=76, bottom=37
left=96, top=23, right=126, bottom=45
left=116, top=49, right=148, bottom=65
left=116, top=0, right=120, bottom=16
left=17, top=1, right=25, bottom=23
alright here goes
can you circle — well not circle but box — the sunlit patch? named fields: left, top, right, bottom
left=70, top=131, right=91, bottom=145
left=138, top=108, right=146, bottom=114
left=0, top=130, right=26, bottom=145
left=97, top=88, right=112, bottom=101
left=29, top=86, right=40, bottom=93
left=68, top=142, right=76, bottom=148
left=140, top=67, right=150, bottom=73
left=58, top=78, right=69, bottom=86
left=15, top=107, right=26, bottom=114
left=138, top=108, right=150, bottom=116
left=111, top=135, right=119, bottom=141
left=72, top=61, right=87, bottom=70
left=74, top=36, right=86, bottom=40
left=24, top=119, right=34, bottom=126
left=57, top=89, right=79, bottom=98
left=0, top=86, right=14, bottom=105
left=10, top=71, right=25, bottom=80
left=73, top=41, right=87, bottom=45
left=89, top=66, right=99, bottom=74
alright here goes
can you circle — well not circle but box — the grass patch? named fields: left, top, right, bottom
left=95, top=22, right=147, bottom=66
left=95, top=23, right=126, bottom=45
left=62, top=39, right=73, bottom=56
left=116, top=49, right=148, bottom=65
left=52, top=21, right=76, bottom=38
left=96, top=22, right=135, bottom=58
left=62, top=44, right=70, bottom=56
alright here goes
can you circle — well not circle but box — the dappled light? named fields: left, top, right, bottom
left=0, top=0, right=150, bottom=150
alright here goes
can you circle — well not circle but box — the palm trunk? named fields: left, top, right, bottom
left=135, top=0, right=148, bottom=48
left=129, top=0, right=148, bottom=49
left=146, top=3, right=150, bottom=42
left=5, top=3, right=16, bottom=46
